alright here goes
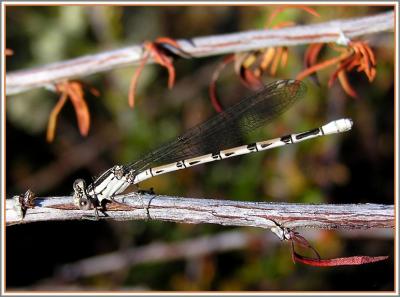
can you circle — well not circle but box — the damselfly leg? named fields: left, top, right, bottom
left=73, top=178, right=109, bottom=219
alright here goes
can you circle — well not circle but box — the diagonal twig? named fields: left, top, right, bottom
left=52, top=228, right=393, bottom=282
left=6, top=11, right=394, bottom=95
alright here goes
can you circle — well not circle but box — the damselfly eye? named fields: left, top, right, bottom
left=79, top=197, right=91, bottom=210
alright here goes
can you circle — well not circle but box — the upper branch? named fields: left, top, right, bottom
left=6, top=192, right=394, bottom=230
left=6, top=11, right=394, bottom=95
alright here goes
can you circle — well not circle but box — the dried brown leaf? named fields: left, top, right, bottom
left=46, top=92, right=68, bottom=142
left=209, top=54, right=235, bottom=112
left=67, top=82, right=91, bottom=137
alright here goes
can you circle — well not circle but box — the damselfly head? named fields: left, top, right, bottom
left=73, top=178, right=92, bottom=210
left=73, top=179, right=86, bottom=192
left=111, top=165, right=125, bottom=179
left=78, top=196, right=92, bottom=211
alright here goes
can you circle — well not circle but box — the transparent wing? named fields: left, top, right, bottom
left=126, top=79, right=306, bottom=174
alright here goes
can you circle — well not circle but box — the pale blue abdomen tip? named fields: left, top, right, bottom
left=322, top=118, right=353, bottom=135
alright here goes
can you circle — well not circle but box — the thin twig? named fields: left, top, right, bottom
left=6, top=193, right=394, bottom=229
left=6, top=11, right=394, bottom=95
left=57, top=230, right=272, bottom=282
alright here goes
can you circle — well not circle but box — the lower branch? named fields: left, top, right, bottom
left=6, top=192, right=394, bottom=230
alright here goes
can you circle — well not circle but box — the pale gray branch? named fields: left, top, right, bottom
left=6, top=11, right=394, bottom=95
left=6, top=193, right=394, bottom=230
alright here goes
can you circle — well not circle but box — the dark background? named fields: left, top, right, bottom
left=5, top=5, right=395, bottom=291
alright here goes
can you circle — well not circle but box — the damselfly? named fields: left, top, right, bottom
left=73, top=80, right=353, bottom=214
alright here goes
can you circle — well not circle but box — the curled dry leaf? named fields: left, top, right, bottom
left=209, top=6, right=319, bottom=112
left=239, top=68, right=263, bottom=90
left=129, top=52, right=150, bottom=108
left=297, top=41, right=377, bottom=99
left=293, top=252, right=389, bottom=267
left=297, top=51, right=352, bottom=80
left=233, top=52, right=264, bottom=90
left=47, top=81, right=97, bottom=142
left=245, top=21, right=293, bottom=80
left=285, top=229, right=388, bottom=267
left=47, top=91, right=69, bottom=142
left=209, top=54, right=236, bottom=113
left=304, top=43, right=325, bottom=85
left=154, top=37, right=192, bottom=59
left=289, top=231, right=321, bottom=261
left=129, top=37, right=190, bottom=108
left=270, top=46, right=284, bottom=76
left=338, top=71, right=358, bottom=98
left=259, top=48, right=276, bottom=75
left=66, top=82, right=91, bottom=137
